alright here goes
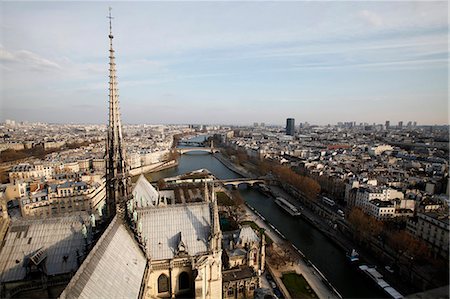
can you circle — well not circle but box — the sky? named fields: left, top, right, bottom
left=0, top=1, right=448, bottom=126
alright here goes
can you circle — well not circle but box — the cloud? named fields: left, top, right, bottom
left=0, top=2, right=448, bottom=125
left=0, top=46, right=62, bottom=71
left=291, top=58, right=447, bottom=71
left=72, top=104, right=99, bottom=109
left=358, top=10, right=384, bottom=27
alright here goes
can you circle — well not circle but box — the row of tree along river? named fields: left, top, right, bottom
left=145, top=136, right=386, bottom=298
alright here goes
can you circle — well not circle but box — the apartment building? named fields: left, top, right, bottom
left=407, top=212, right=449, bottom=258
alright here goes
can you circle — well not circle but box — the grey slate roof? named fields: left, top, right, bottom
left=60, top=216, right=146, bottom=299
left=138, top=203, right=212, bottom=260
left=238, top=226, right=260, bottom=245
left=0, top=213, right=90, bottom=283
left=133, top=174, right=160, bottom=208
left=222, top=266, right=255, bottom=282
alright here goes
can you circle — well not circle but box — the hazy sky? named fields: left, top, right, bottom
left=0, top=1, right=448, bottom=125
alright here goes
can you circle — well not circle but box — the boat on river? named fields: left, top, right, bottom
left=358, top=265, right=403, bottom=299
left=346, top=249, right=360, bottom=262
left=257, top=184, right=273, bottom=197
left=275, top=197, right=301, bottom=216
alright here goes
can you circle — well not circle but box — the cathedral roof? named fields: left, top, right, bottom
left=60, top=216, right=146, bottom=299
left=0, top=213, right=90, bottom=283
left=138, top=203, right=212, bottom=260
left=222, top=266, right=256, bottom=282
left=133, top=174, right=160, bottom=208
left=238, top=226, right=260, bottom=245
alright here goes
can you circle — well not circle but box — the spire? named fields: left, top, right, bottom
left=108, top=7, right=113, bottom=38
left=210, top=182, right=221, bottom=252
left=105, top=8, right=130, bottom=219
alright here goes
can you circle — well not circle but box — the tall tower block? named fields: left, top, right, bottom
left=105, top=8, right=130, bottom=219
left=286, top=118, right=295, bottom=136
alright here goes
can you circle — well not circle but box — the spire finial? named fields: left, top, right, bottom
left=107, top=7, right=114, bottom=38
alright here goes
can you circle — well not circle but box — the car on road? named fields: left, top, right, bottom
left=273, top=288, right=284, bottom=299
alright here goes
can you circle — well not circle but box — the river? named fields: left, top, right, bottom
left=145, top=137, right=386, bottom=298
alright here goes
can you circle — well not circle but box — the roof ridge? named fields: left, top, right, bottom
left=60, top=216, right=121, bottom=298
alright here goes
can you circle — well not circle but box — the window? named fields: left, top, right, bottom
left=238, top=285, right=244, bottom=294
left=179, top=272, right=189, bottom=290
left=158, top=274, right=169, bottom=293
left=227, top=287, right=234, bottom=296
left=249, top=284, right=255, bottom=291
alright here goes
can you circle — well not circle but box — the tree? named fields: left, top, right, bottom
left=348, top=207, right=384, bottom=242
left=167, top=149, right=179, bottom=161
left=157, top=178, right=166, bottom=190
left=268, top=164, right=320, bottom=201
left=231, top=190, right=245, bottom=206
left=236, top=150, right=248, bottom=166
left=387, top=230, right=430, bottom=261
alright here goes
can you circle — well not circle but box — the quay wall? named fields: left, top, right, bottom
left=129, top=160, right=177, bottom=177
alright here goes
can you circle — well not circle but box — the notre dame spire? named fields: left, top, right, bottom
left=105, top=8, right=130, bottom=219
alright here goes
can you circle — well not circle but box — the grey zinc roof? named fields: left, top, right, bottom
left=238, top=226, right=260, bottom=245
left=0, top=213, right=90, bottom=283
left=138, top=203, right=212, bottom=260
left=222, top=266, right=255, bottom=282
left=60, top=216, right=146, bottom=299
left=133, top=174, right=160, bottom=208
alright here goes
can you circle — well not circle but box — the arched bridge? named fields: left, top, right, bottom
left=178, top=141, right=205, bottom=146
left=218, top=178, right=267, bottom=188
left=176, top=147, right=219, bottom=155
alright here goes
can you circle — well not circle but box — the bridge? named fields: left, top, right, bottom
left=176, top=147, right=219, bottom=155
left=218, top=178, right=267, bottom=188
left=178, top=141, right=205, bottom=146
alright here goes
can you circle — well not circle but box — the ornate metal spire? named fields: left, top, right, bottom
left=105, top=8, right=130, bottom=219
left=210, top=182, right=222, bottom=252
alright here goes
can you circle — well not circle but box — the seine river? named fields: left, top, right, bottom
left=144, top=136, right=386, bottom=298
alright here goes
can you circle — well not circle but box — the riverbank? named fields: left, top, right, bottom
left=215, top=152, right=409, bottom=296
left=129, top=159, right=178, bottom=177
left=270, top=186, right=353, bottom=253
left=216, top=152, right=423, bottom=296
left=213, top=152, right=254, bottom=178
left=213, top=153, right=342, bottom=298
left=242, top=202, right=341, bottom=299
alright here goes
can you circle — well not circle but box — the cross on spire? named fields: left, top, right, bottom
left=107, top=7, right=114, bottom=38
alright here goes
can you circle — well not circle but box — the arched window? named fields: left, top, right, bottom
left=238, top=285, right=245, bottom=294
left=249, top=283, right=255, bottom=291
left=179, top=271, right=189, bottom=290
left=158, top=274, right=169, bottom=293
left=227, top=287, right=234, bottom=296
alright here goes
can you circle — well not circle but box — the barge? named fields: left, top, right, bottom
left=275, top=197, right=301, bottom=216
left=359, top=265, right=403, bottom=299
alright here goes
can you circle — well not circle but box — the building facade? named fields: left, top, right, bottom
left=286, top=118, right=295, bottom=136
left=19, top=179, right=106, bottom=218
left=407, top=212, right=449, bottom=258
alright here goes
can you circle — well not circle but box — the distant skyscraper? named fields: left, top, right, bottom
left=253, top=122, right=259, bottom=127
left=385, top=120, right=390, bottom=130
left=260, top=122, right=265, bottom=127
left=413, top=121, right=417, bottom=127
left=105, top=10, right=131, bottom=219
left=286, top=118, right=295, bottom=136
left=398, top=121, right=403, bottom=129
